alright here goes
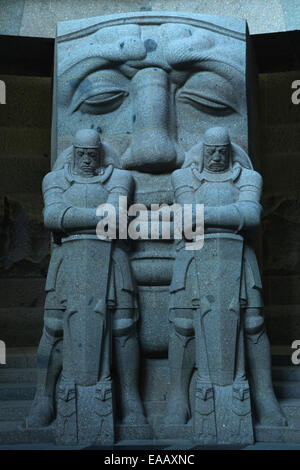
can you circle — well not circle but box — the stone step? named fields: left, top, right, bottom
left=1, top=346, right=292, bottom=369
left=0, top=368, right=37, bottom=384
left=0, top=349, right=298, bottom=407
left=274, top=381, right=300, bottom=399
left=0, top=383, right=36, bottom=401
left=0, top=397, right=294, bottom=424
left=255, top=423, right=300, bottom=444
left=0, top=421, right=25, bottom=432
left=0, top=379, right=297, bottom=403
left=1, top=346, right=292, bottom=366
left=271, top=345, right=293, bottom=366
left=0, top=399, right=299, bottom=445
left=281, top=397, right=300, bottom=412
left=0, top=400, right=31, bottom=421
left=1, top=367, right=298, bottom=384
left=0, top=421, right=54, bottom=445
left=1, top=348, right=37, bottom=369
left=272, top=366, right=300, bottom=382
left=3, top=364, right=298, bottom=386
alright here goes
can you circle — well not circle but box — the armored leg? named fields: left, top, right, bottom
left=165, top=309, right=195, bottom=425
left=113, top=309, right=147, bottom=424
left=27, top=309, right=63, bottom=428
left=244, top=307, right=287, bottom=426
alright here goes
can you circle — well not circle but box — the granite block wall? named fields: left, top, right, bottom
left=0, top=74, right=51, bottom=346
left=260, top=71, right=300, bottom=347
left=0, top=0, right=295, bottom=37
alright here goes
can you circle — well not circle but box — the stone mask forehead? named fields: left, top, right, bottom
left=93, top=24, right=146, bottom=62
left=58, top=22, right=245, bottom=105
left=92, top=23, right=182, bottom=70
left=90, top=23, right=242, bottom=73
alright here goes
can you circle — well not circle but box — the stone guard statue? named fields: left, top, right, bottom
left=27, top=129, right=146, bottom=445
left=167, top=127, right=286, bottom=444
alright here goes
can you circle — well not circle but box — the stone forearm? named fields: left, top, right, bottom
left=204, top=201, right=262, bottom=231
left=61, top=207, right=99, bottom=232
left=43, top=203, right=71, bottom=231
left=44, top=203, right=100, bottom=232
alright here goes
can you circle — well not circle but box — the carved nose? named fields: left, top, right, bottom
left=212, top=152, right=221, bottom=161
left=129, top=67, right=177, bottom=172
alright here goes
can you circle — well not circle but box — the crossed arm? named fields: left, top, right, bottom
left=42, top=169, right=133, bottom=234
left=172, top=168, right=263, bottom=233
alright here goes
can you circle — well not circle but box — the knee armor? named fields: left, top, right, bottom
left=113, top=318, right=136, bottom=337
left=173, top=317, right=194, bottom=337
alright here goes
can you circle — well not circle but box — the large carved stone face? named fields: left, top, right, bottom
left=54, top=13, right=248, bottom=173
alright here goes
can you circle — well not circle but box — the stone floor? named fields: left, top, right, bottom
left=0, top=347, right=300, bottom=448
left=1, top=441, right=300, bottom=450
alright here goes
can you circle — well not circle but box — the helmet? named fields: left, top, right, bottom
left=73, top=129, right=101, bottom=148
left=203, top=127, right=230, bottom=146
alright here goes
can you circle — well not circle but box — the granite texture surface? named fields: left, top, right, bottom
left=0, top=0, right=297, bottom=38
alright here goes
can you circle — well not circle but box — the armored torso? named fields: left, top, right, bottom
left=191, top=164, right=242, bottom=207
left=62, top=164, right=113, bottom=209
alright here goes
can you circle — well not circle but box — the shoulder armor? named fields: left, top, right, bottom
left=42, top=169, right=69, bottom=194
left=237, top=168, right=263, bottom=191
left=171, top=168, right=194, bottom=191
left=106, top=168, right=133, bottom=192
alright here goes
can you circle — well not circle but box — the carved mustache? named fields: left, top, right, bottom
left=80, top=164, right=95, bottom=170
left=209, top=162, right=226, bottom=168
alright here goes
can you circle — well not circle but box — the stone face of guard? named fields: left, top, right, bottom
left=72, top=129, right=102, bottom=177
left=203, top=126, right=231, bottom=173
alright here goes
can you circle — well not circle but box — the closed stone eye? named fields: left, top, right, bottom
left=177, top=88, right=234, bottom=114
left=176, top=70, right=239, bottom=116
left=72, top=88, right=129, bottom=115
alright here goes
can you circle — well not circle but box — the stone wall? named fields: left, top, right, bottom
left=260, top=71, right=300, bottom=347
left=0, top=0, right=298, bottom=37
left=0, top=74, right=51, bottom=346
